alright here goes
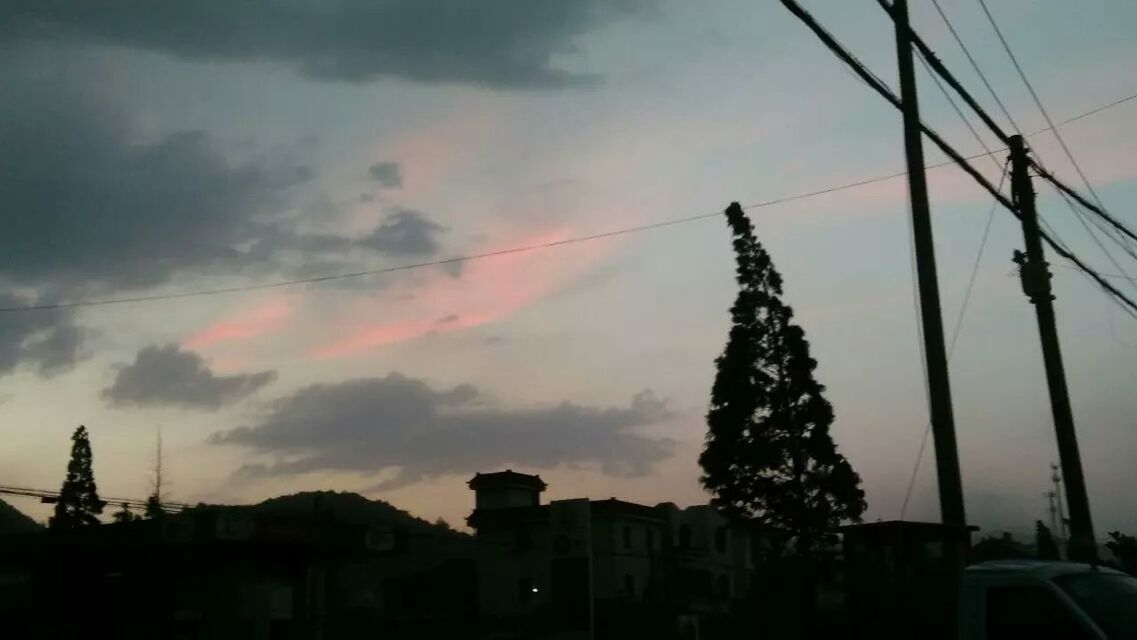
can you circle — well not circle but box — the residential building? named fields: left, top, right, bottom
left=466, top=470, right=773, bottom=638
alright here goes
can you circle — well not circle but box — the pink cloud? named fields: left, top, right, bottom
left=311, top=227, right=614, bottom=358
left=387, top=107, right=499, bottom=198
left=184, top=294, right=296, bottom=350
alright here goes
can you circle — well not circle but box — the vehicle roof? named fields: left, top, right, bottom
left=966, top=559, right=1127, bottom=579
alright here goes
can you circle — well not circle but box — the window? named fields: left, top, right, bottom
left=624, top=574, right=635, bottom=597
left=678, top=525, right=691, bottom=549
left=985, top=586, right=1092, bottom=640
left=646, top=528, right=656, bottom=552
left=714, top=527, right=728, bottom=554
left=622, top=525, right=633, bottom=551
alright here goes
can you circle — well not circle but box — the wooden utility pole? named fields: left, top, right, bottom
left=1008, top=135, right=1097, bottom=561
left=893, top=0, right=967, bottom=526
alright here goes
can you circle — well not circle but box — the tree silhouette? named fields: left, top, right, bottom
left=49, top=426, right=104, bottom=529
left=1035, top=520, right=1060, bottom=560
left=112, top=502, right=137, bottom=523
left=144, top=494, right=165, bottom=519
left=700, top=202, right=865, bottom=554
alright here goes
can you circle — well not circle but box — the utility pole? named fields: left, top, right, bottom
left=1051, top=463, right=1068, bottom=543
left=1008, top=134, right=1096, bottom=561
left=893, top=0, right=966, bottom=527
left=145, top=429, right=166, bottom=519
left=1045, top=490, right=1059, bottom=535
left=153, top=429, right=164, bottom=504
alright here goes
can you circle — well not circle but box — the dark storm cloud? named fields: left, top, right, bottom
left=102, top=344, right=276, bottom=410
left=0, top=1, right=644, bottom=88
left=367, top=162, right=402, bottom=189
left=210, top=373, right=675, bottom=488
left=359, top=209, right=445, bottom=257
left=0, top=294, right=85, bottom=378
left=0, top=66, right=319, bottom=294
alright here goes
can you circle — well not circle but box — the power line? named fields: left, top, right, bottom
left=780, top=0, right=1137, bottom=317
left=928, top=0, right=1022, bottom=135
left=1050, top=184, right=1137, bottom=295
left=1032, top=162, right=1137, bottom=250
left=975, top=0, right=1137, bottom=270
left=905, top=0, right=1137, bottom=264
left=975, top=0, right=1100, bottom=204
left=1054, top=265, right=1137, bottom=283
left=0, top=215, right=717, bottom=313
left=0, top=485, right=191, bottom=513
left=0, top=155, right=996, bottom=314
left=881, top=0, right=1013, bottom=146
left=1048, top=93, right=1137, bottom=130
left=0, top=106, right=1130, bottom=317
left=916, top=50, right=1001, bottom=173
left=914, top=4, right=1137, bottom=255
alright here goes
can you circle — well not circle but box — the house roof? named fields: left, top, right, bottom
left=589, top=498, right=666, bottom=521
left=467, top=470, right=547, bottom=491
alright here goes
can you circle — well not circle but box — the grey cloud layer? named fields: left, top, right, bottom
left=0, top=66, right=447, bottom=295
left=211, top=373, right=675, bottom=488
left=0, top=294, right=84, bottom=378
left=368, top=162, right=402, bottom=189
left=0, top=60, right=447, bottom=371
left=0, top=67, right=311, bottom=292
left=102, top=345, right=276, bottom=410
left=1, top=1, right=643, bottom=88
left=359, top=209, right=445, bottom=257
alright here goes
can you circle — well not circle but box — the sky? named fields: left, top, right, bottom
left=1, top=0, right=1135, bottom=538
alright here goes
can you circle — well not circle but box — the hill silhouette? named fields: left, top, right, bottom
left=0, top=499, right=42, bottom=535
left=229, top=490, right=464, bottom=537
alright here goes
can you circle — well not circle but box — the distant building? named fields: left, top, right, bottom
left=0, top=493, right=479, bottom=640
left=0, top=479, right=779, bottom=639
left=466, top=470, right=774, bottom=638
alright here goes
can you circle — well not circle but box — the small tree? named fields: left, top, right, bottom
left=49, top=425, right=104, bottom=529
left=112, top=503, right=137, bottom=523
left=700, top=203, right=866, bottom=555
left=1035, top=521, right=1060, bottom=560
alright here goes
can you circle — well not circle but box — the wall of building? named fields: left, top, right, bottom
left=590, top=514, right=665, bottom=602
left=475, top=487, right=540, bottom=511
left=474, top=520, right=554, bottom=616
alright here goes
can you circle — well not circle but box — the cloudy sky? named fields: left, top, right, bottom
left=2, top=1, right=1135, bottom=536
